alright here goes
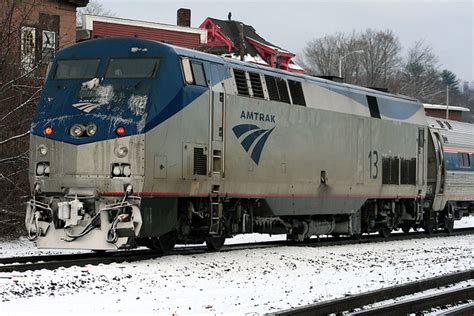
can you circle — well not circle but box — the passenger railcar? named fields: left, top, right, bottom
left=25, top=37, right=472, bottom=252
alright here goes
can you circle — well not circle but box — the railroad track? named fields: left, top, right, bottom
left=0, top=227, right=472, bottom=273
left=271, top=269, right=474, bottom=316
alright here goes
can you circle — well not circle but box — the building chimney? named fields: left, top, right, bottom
left=177, top=8, right=191, bottom=27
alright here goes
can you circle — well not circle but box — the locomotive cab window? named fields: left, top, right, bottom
left=54, top=59, right=100, bottom=80
left=105, top=58, right=160, bottom=79
left=458, top=153, right=471, bottom=168
left=180, top=57, right=207, bottom=86
left=190, top=61, right=206, bottom=86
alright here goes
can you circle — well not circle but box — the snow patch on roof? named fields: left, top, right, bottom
left=423, top=103, right=470, bottom=112
left=223, top=53, right=269, bottom=66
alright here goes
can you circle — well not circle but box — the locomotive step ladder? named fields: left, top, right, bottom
left=209, top=195, right=222, bottom=234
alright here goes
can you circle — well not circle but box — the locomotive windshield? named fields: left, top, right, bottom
left=54, top=59, right=100, bottom=80
left=105, top=58, right=160, bottom=79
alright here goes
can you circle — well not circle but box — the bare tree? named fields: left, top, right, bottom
left=358, top=29, right=401, bottom=88
left=397, top=40, right=441, bottom=102
left=77, top=0, right=116, bottom=26
left=302, top=29, right=401, bottom=87
left=0, top=1, right=54, bottom=237
left=303, top=32, right=346, bottom=76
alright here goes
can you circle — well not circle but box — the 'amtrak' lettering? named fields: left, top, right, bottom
left=240, top=110, right=276, bottom=123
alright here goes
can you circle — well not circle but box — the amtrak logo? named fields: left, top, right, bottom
left=232, top=124, right=275, bottom=164
left=72, top=102, right=101, bottom=113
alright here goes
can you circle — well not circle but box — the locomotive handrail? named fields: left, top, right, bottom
left=208, top=79, right=213, bottom=177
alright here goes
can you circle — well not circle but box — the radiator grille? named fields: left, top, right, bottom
left=382, top=157, right=400, bottom=185
left=400, top=158, right=417, bottom=185
left=249, top=72, right=264, bottom=98
left=193, top=147, right=207, bottom=176
left=233, top=69, right=249, bottom=96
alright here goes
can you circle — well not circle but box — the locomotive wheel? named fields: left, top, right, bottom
left=443, top=217, right=454, bottom=234
left=205, top=236, right=226, bottom=251
left=149, top=232, right=177, bottom=254
left=378, top=227, right=392, bottom=238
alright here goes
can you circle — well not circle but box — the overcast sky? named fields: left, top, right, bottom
left=98, top=0, right=473, bottom=82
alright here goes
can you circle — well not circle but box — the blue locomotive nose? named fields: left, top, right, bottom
left=32, top=71, right=154, bottom=144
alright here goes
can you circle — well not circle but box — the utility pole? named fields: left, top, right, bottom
left=338, top=50, right=364, bottom=79
left=446, top=84, right=449, bottom=119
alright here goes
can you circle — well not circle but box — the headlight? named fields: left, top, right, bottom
left=36, top=162, right=50, bottom=176
left=86, top=124, right=97, bottom=136
left=70, top=124, right=85, bottom=137
left=38, top=145, right=48, bottom=156
left=114, top=146, right=129, bottom=158
left=122, top=165, right=131, bottom=177
left=36, top=164, right=45, bottom=176
left=112, top=165, right=122, bottom=176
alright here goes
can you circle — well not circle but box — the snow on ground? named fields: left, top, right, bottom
left=0, top=231, right=472, bottom=315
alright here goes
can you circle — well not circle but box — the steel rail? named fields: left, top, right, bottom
left=350, top=286, right=474, bottom=316
left=270, top=269, right=474, bottom=316
left=0, top=227, right=472, bottom=273
left=440, top=302, right=474, bottom=316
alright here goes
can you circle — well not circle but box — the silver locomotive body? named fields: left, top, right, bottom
left=26, top=38, right=472, bottom=251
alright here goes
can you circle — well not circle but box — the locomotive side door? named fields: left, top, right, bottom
left=417, top=127, right=426, bottom=187
left=208, top=63, right=225, bottom=177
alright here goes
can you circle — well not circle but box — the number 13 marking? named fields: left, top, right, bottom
left=368, top=150, right=378, bottom=179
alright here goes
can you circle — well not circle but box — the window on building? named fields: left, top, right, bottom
left=21, top=26, right=36, bottom=73
left=288, top=80, right=306, bottom=106
left=42, top=30, right=56, bottom=64
left=458, top=153, right=471, bottom=168
left=105, top=58, right=160, bottom=79
left=233, top=69, right=249, bottom=96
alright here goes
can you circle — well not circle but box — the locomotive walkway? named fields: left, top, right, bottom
left=0, top=227, right=472, bottom=273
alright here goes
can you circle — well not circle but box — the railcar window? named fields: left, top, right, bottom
left=248, top=72, right=264, bottom=98
left=458, top=153, right=471, bottom=168
left=190, top=61, right=207, bottom=86
left=233, top=69, right=249, bottom=96
left=105, top=58, right=160, bottom=79
left=54, top=59, right=100, bottom=80
left=265, top=75, right=279, bottom=101
left=288, top=80, right=306, bottom=106
left=366, top=95, right=381, bottom=119
left=276, top=78, right=291, bottom=103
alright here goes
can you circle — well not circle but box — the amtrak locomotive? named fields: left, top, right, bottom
left=26, top=37, right=473, bottom=252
